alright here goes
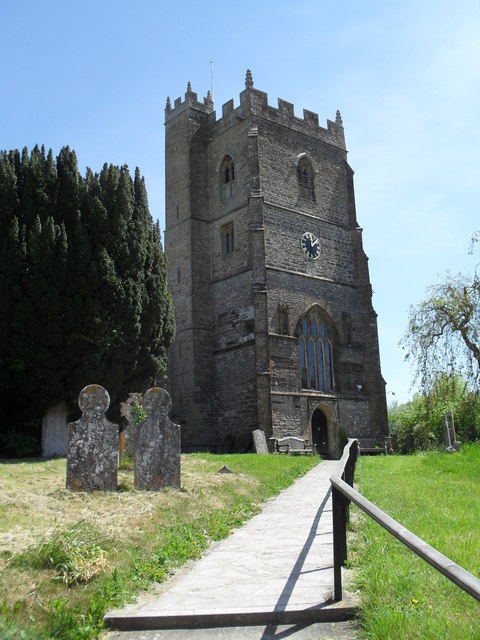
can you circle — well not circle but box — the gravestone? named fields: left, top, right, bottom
left=42, top=401, right=68, bottom=457
left=384, top=436, right=394, bottom=454
left=449, top=410, right=462, bottom=451
left=134, top=387, right=181, bottom=490
left=403, top=433, right=414, bottom=454
left=442, top=414, right=456, bottom=453
left=119, top=392, right=143, bottom=457
left=391, top=433, right=398, bottom=452
left=252, top=429, right=269, bottom=454
left=66, top=385, right=118, bottom=491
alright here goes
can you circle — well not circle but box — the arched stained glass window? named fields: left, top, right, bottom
left=298, top=309, right=335, bottom=391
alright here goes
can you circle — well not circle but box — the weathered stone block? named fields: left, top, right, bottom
left=134, top=388, right=181, bottom=490
left=66, top=385, right=118, bottom=491
left=252, top=429, right=268, bottom=454
left=42, top=401, right=68, bottom=457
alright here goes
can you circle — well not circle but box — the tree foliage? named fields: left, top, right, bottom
left=388, top=375, right=480, bottom=452
left=402, top=272, right=480, bottom=395
left=0, top=145, right=175, bottom=450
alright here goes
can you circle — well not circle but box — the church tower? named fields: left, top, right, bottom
left=165, top=71, right=388, bottom=456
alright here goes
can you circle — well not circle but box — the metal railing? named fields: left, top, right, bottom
left=330, top=438, right=480, bottom=602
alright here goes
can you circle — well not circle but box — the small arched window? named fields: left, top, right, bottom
left=298, top=309, right=334, bottom=392
left=221, top=222, right=234, bottom=256
left=221, top=155, right=235, bottom=200
left=296, top=155, right=315, bottom=201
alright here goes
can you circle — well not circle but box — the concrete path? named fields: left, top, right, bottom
left=104, top=460, right=358, bottom=635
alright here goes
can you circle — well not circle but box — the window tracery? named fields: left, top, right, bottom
left=298, top=309, right=334, bottom=391
left=221, top=222, right=234, bottom=255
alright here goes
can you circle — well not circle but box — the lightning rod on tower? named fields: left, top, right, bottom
left=210, top=60, right=214, bottom=105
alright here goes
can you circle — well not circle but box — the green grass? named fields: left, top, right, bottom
left=0, top=453, right=318, bottom=639
left=351, top=443, right=480, bottom=640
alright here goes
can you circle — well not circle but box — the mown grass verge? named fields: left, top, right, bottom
left=351, top=443, right=480, bottom=640
left=0, top=453, right=318, bottom=639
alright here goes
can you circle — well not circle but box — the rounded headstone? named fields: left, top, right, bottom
left=78, top=384, right=110, bottom=417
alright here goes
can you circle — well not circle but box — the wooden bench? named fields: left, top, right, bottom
left=358, top=437, right=387, bottom=455
left=272, top=436, right=316, bottom=456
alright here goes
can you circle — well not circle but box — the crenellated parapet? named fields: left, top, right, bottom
left=235, top=70, right=345, bottom=149
left=165, top=70, right=346, bottom=149
left=165, top=82, right=214, bottom=122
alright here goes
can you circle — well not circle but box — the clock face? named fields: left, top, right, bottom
left=301, top=232, right=320, bottom=260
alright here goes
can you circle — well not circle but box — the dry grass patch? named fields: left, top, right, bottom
left=0, top=455, right=257, bottom=561
left=0, top=453, right=318, bottom=639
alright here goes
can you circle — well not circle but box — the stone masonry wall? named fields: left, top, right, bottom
left=165, top=74, right=388, bottom=453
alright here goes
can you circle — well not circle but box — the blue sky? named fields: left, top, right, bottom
left=2, top=0, right=479, bottom=405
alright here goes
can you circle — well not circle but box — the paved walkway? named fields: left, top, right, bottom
left=104, top=460, right=358, bottom=636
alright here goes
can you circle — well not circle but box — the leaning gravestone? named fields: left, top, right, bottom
left=442, top=414, right=456, bottom=453
left=134, top=388, right=181, bottom=490
left=66, top=385, right=118, bottom=491
left=449, top=410, right=462, bottom=451
left=252, top=429, right=268, bottom=454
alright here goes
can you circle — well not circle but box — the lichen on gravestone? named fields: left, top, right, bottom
left=134, top=387, right=181, bottom=490
left=66, top=385, right=118, bottom=491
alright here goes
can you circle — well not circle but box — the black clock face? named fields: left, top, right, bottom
left=301, top=232, right=320, bottom=260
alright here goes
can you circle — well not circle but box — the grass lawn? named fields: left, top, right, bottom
left=0, top=453, right=318, bottom=639
left=351, top=443, right=480, bottom=640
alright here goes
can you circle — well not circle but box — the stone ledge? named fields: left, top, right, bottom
left=104, top=596, right=358, bottom=631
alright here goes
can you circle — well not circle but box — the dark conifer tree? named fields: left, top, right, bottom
left=0, top=146, right=175, bottom=454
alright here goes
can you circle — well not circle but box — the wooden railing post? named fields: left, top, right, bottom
left=330, top=438, right=480, bottom=603
left=332, top=485, right=345, bottom=601
left=332, top=438, right=357, bottom=601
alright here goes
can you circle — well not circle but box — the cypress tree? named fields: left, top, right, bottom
left=0, top=215, right=30, bottom=441
left=133, top=169, right=175, bottom=385
left=0, top=152, right=19, bottom=233
left=0, top=146, right=175, bottom=454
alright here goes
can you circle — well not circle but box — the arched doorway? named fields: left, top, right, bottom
left=311, top=408, right=329, bottom=457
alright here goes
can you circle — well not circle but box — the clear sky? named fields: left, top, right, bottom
left=2, top=0, right=479, bottom=405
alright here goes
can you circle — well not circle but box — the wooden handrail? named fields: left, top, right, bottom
left=330, top=439, right=480, bottom=602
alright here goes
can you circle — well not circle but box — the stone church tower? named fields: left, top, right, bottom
left=164, top=70, right=388, bottom=456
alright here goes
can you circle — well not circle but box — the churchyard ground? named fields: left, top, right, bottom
left=2, top=447, right=478, bottom=639
left=350, top=443, right=480, bottom=640
left=0, top=454, right=318, bottom=639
